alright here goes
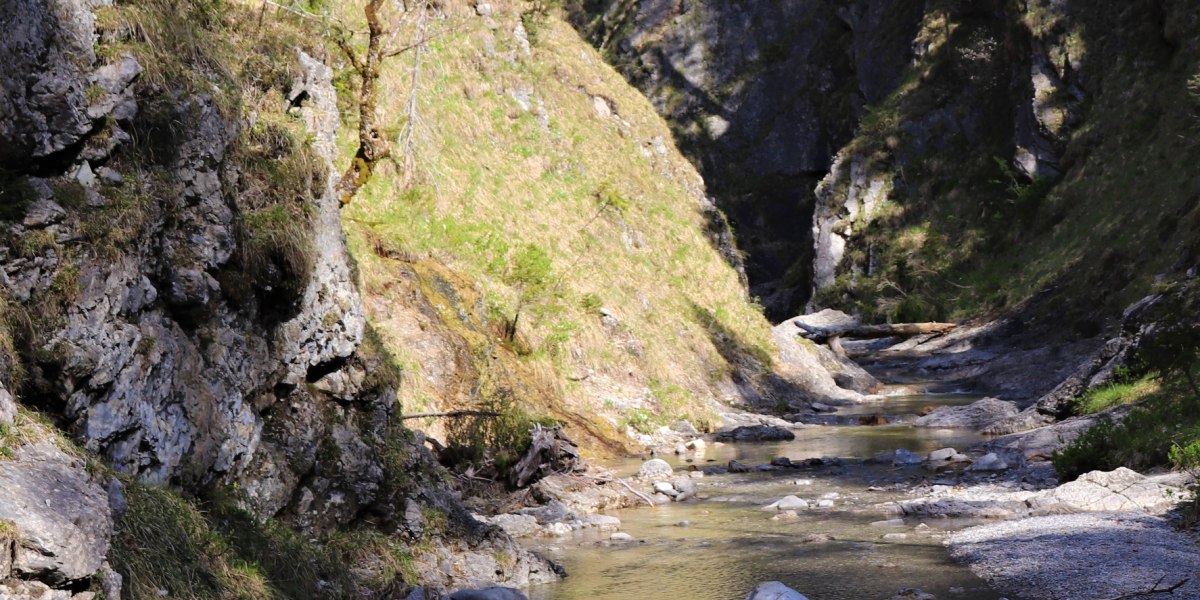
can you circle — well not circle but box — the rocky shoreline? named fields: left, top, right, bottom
left=473, top=310, right=1200, bottom=600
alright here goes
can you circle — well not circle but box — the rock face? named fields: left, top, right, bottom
left=0, top=1, right=554, bottom=594
left=571, top=0, right=927, bottom=318
left=1034, top=467, right=1176, bottom=513
left=914, top=398, right=1019, bottom=429
left=0, top=441, right=112, bottom=585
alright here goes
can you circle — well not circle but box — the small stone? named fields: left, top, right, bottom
left=653, top=481, right=679, bottom=497
left=689, top=471, right=705, bottom=479
left=544, top=522, right=572, bottom=537
left=770, top=457, right=792, bottom=467
left=928, top=448, right=957, bottom=462
left=610, top=532, right=633, bottom=541
left=95, top=166, right=124, bottom=186
left=74, top=161, right=97, bottom=187
left=771, top=510, right=800, bottom=521
left=474, top=2, right=493, bottom=16
left=881, top=533, right=908, bottom=541
left=685, top=438, right=706, bottom=450
left=676, top=521, right=690, bottom=527
left=816, top=499, right=834, bottom=508
left=764, top=495, right=809, bottom=512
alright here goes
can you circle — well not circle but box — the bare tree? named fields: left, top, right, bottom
left=330, top=0, right=437, bottom=205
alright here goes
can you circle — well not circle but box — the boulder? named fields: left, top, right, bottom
left=746, top=581, right=810, bottom=600
left=764, top=495, right=809, bottom=511
left=873, top=449, right=923, bottom=466
left=966, top=453, right=1008, bottom=472
left=670, top=476, right=698, bottom=497
left=1035, top=467, right=1176, bottom=512
left=0, top=440, right=112, bottom=585
left=653, top=481, right=679, bottom=498
left=927, top=448, right=957, bottom=462
left=914, top=398, right=1018, bottom=429
left=715, top=425, right=796, bottom=442
left=487, top=514, right=541, bottom=539
left=581, top=514, right=621, bottom=531
left=637, top=458, right=674, bottom=479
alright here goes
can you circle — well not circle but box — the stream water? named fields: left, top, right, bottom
left=526, top=393, right=1006, bottom=600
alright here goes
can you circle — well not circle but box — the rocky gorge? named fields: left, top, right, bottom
left=1, top=0, right=1199, bottom=598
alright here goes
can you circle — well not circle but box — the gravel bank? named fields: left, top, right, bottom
left=948, top=513, right=1200, bottom=599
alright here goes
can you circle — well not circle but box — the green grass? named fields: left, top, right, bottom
left=1052, top=375, right=1200, bottom=480
left=1074, top=376, right=1160, bottom=414
left=337, top=8, right=777, bottom=453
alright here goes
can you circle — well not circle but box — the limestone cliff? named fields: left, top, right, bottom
left=573, top=0, right=1200, bottom=331
left=0, top=0, right=554, bottom=596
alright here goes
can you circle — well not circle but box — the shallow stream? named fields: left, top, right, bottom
left=526, top=393, right=1006, bottom=600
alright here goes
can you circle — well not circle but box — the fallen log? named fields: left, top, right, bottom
left=794, top=320, right=956, bottom=342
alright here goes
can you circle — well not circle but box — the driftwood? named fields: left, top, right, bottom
left=794, top=320, right=956, bottom=342
left=510, top=425, right=584, bottom=488
left=398, top=410, right=501, bottom=420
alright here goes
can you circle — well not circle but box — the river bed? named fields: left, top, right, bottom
left=526, top=393, right=1006, bottom=600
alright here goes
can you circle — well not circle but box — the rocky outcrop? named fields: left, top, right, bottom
left=0, top=0, right=555, bottom=594
left=572, top=0, right=927, bottom=319
left=914, top=397, right=1019, bottom=429
left=0, top=441, right=112, bottom=587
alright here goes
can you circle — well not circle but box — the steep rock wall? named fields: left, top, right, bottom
left=0, top=0, right=554, bottom=595
left=569, top=0, right=927, bottom=319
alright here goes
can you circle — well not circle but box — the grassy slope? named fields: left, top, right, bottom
left=340, top=1, right=776, bottom=452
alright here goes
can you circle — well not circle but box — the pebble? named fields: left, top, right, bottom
left=610, top=532, right=634, bottom=541
left=881, top=533, right=908, bottom=541
left=816, top=499, right=834, bottom=508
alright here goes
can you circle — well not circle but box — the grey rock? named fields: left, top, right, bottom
left=881, top=532, right=908, bottom=541
left=23, top=199, right=66, bottom=228
left=966, top=453, right=1008, bottom=472
left=715, top=425, right=795, bottom=442
left=670, top=476, right=697, bottom=496
left=873, top=449, right=923, bottom=466
left=746, top=581, right=810, bottom=600
left=609, top=532, right=633, bottom=541
left=1034, top=467, right=1176, bottom=513
left=672, top=420, right=699, bottom=434
left=581, top=514, right=621, bottom=531
left=95, top=166, right=124, bottom=186
left=914, top=398, right=1019, bottom=429
left=816, top=499, right=835, bottom=508
left=653, top=481, right=679, bottom=497
left=927, top=448, right=958, bottom=462
left=637, top=458, right=673, bottom=479
left=0, top=440, right=112, bottom=584
left=0, top=384, right=14, bottom=426
left=487, top=514, right=541, bottom=538
left=473, top=2, right=493, bottom=16
left=764, top=495, right=809, bottom=511
left=0, top=580, right=75, bottom=600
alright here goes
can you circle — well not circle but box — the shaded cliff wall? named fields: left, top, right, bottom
left=569, top=0, right=927, bottom=319
left=573, top=0, right=1200, bottom=331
